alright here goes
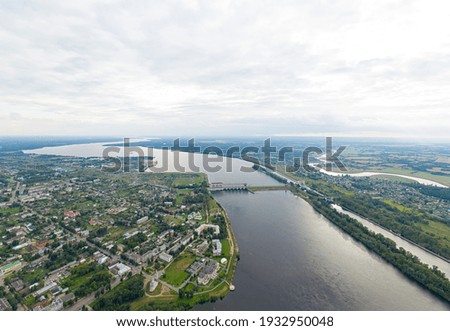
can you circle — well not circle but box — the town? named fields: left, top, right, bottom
left=0, top=154, right=237, bottom=311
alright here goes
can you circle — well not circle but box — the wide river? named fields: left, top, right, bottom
left=25, top=141, right=450, bottom=310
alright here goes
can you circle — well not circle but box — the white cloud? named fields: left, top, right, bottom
left=0, top=0, right=449, bottom=139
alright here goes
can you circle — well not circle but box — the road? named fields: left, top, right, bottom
left=66, top=278, right=121, bottom=311
left=8, top=181, right=20, bottom=203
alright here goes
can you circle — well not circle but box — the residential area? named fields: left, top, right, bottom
left=0, top=154, right=237, bottom=311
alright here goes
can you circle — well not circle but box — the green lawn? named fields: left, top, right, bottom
left=382, top=199, right=414, bottom=212
left=163, top=254, right=196, bottom=287
left=172, top=174, right=206, bottom=188
left=0, top=207, right=21, bottom=216
left=419, top=220, right=450, bottom=242
left=220, top=239, right=231, bottom=257
left=130, top=291, right=178, bottom=310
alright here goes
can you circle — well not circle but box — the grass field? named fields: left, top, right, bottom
left=382, top=199, right=414, bottom=212
left=0, top=206, right=21, bottom=216
left=163, top=254, right=196, bottom=287
left=220, top=239, right=231, bottom=257
left=418, top=220, right=450, bottom=243
left=130, top=292, right=178, bottom=310
left=379, top=167, right=450, bottom=186
left=172, top=174, right=206, bottom=188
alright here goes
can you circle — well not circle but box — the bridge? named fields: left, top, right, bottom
left=209, top=182, right=248, bottom=191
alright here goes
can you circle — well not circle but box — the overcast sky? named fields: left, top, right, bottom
left=1, top=0, right=449, bottom=139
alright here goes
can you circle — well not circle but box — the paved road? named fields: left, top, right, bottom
left=66, top=278, right=121, bottom=311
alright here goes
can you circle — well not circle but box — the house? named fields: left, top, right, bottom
left=195, top=224, right=220, bottom=236
left=12, top=242, right=29, bottom=251
left=10, top=278, right=24, bottom=292
left=195, top=241, right=209, bottom=255
left=188, top=212, right=203, bottom=221
left=108, top=263, right=131, bottom=276
left=34, top=282, right=57, bottom=297
left=197, top=260, right=220, bottom=285
left=187, top=261, right=204, bottom=275
left=64, top=211, right=80, bottom=218
left=149, top=279, right=159, bottom=292
left=89, top=219, right=99, bottom=226
left=136, top=216, right=149, bottom=225
left=97, top=255, right=109, bottom=265
left=158, top=252, right=173, bottom=263
left=212, top=239, right=222, bottom=256
left=0, top=298, right=11, bottom=311
left=0, top=261, right=21, bottom=275
left=158, top=230, right=174, bottom=240
left=34, top=298, right=63, bottom=311
left=124, top=231, right=140, bottom=239
left=168, top=243, right=181, bottom=254
left=181, top=232, right=194, bottom=246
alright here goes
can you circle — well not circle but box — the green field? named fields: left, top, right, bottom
left=61, top=263, right=112, bottom=297
left=382, top=199, right=414, bottom=212
left=163, top=254, right=196, bottom=287
left=0, top=206, right=21, bottom=217
left=172, top=174, right=206, bottom=188
left=419, top=220, right=450, bottom=243
left=220, top=239, right=231, bottom=257
left=379, top=168, right=450, bottom=186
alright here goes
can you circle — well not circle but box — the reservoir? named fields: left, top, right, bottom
left=25, top=141, right=450, bottom=310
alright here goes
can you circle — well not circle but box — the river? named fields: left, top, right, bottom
left=331, top=204, right=450, bottom=276
left=25, top=141, right=450, bottom=310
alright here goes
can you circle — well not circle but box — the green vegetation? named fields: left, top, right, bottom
left=92, top=275, right=144, bottom=311
left=121, top=232, right=147, bottom=250
left=379, top=168, right=450, bottom=187
left=45, top=243, right=95, bottom=272
left=61, top=263, right=112, bottom=298
left=371, top=174, right=416, bottom=184
left=406, top=183, right=450, bottom=201
left=0, top=205, right=22, bottom=217
left=171, top=174, right=207, bottom=188
left=220, top=239, right=231, bottom=257
left=337, top=194, right=450, bottom=259
left=381, top=199, right=413, bottom=212
left=418, top=221, right=450, bottom=243
left=162, top=254, right=196, bottom=287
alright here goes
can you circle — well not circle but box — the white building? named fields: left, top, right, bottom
left=212, top=239, right=222, bottom=256
left=158, top=252, right=173, bottom=263
left=136, top=216, right=149, bottom=225
left=108, top=263, right=131, bottom=276
left=195, top=224, right=220, bottom=235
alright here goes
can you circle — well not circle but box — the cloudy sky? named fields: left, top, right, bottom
left=1, top=0, right=450, bottom=139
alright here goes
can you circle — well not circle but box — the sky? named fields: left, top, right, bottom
left=0, top=0, right=450, bottom=139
